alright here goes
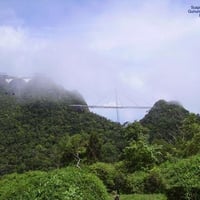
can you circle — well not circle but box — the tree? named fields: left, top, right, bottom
left=60, top=134, right=87, bottom=167
left=123, top=139, right=162, bottom=172
left=179, top=113, right=200, bottom=141
left=183, top=133, right=200, bottom=157
left=86, top=133, right=102, bottom=163
left=124, top=121, right=149, bottom=143
left=176, top=113, right=200, bottom=157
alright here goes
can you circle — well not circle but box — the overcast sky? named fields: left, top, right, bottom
left=0, top=0, right=200, bottom=123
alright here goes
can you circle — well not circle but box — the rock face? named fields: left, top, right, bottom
left=0, top=74, right=87, bottom=105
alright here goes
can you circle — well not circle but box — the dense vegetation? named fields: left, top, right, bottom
left=109, top=194, right=167, bottom=200
left=0, top=75, right=200, bottom=199
left=0, top=76, right=124, bottom=175
left=141, top=100, right=189, bottom=143
left=0, top=167, right=109, bottom=200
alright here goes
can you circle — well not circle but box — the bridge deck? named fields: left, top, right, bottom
left=69, top=105, right=151, bottom=109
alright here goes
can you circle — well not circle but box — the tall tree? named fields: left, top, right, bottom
left=86, top=133, right=102, bottom=163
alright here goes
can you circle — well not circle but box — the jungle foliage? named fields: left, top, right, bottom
left=0, top=94, right=124, bottom=175
left=0, top=167, right=109, bottom=200
left=1, top=77, right=200, bottom=199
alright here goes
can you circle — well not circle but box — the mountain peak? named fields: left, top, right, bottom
left=0, top=74, right=87, bottom=105
left=141, top=99, right=189, bottom=143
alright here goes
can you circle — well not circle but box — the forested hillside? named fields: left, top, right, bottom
left=0, top=75, right=200, bottom=200
left=0, top=75, right=124, bottom=175
left=141, top=100, right=189, bottom=143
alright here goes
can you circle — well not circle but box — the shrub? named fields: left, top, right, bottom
left=143, top=169, right=166, bottom=193
left=160, top=155, right=200, bottom=199
left=125, top=171, right=148, bottom=194
left=0, top=167, right=109, bottom=200
left=166, top=186, right=200, bottom=200
left=89, top=162, right=116, bottom=191
left=89, top=162, right=129, bottom=193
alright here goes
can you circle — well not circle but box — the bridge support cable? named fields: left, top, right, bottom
left=115, top=90, right=120, bottom=122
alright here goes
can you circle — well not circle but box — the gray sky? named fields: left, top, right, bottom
left=0, top=0, right=200, bottom=122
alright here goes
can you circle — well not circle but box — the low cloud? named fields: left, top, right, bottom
left=0, top=0, right=200, bottom=122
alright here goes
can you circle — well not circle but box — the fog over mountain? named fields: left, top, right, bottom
left=0, top=0, right=200, bottom=122
left=0, top=74, right=87, bottom=106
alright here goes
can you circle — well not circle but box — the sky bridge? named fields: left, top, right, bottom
left=69, top=104, right=151, bottom=123
left=68, top=87, right=152, bottom=122
left=69, top=104, right=151, bottom=109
